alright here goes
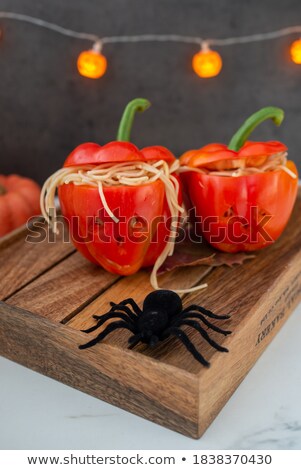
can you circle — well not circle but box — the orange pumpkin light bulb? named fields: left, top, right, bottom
left=77, top=42, right=107, bottom=79
left=290, top=38, right=301, bottom=64
left=192, top=43, right=222, bottom=78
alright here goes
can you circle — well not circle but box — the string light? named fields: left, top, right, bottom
left=290, top=38, right=301, bottom=64
left=192, top=41, right=222, bottom=78
left=0, top=12, right=301, bottom=80
left=77, top=41, right=107, bottom=78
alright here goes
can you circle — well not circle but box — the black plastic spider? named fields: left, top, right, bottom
left=79, top=289, right=231, bottom=367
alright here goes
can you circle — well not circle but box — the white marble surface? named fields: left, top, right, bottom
left=0, top=304, right=300, bottom=450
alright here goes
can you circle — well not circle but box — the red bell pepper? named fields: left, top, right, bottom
left=180, top=107, right=298, bottom=252
left=58, top=98, right=182, bottom=275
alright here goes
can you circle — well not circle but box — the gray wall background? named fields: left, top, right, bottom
left=0, top=0, right=300, bottom=184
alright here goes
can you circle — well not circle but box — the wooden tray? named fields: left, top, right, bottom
left=0, top=193, right=301, bottom=439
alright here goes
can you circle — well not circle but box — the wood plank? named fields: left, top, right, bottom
left=0, top=302, right=199, bottom=438
left=6, top=252, right=119, bottom=323
left=0, top=219, right=74, bottom=300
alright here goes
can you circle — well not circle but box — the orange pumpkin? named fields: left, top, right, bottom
left=0, top=174, right=41, bottom=237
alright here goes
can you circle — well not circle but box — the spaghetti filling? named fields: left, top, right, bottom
left=40, top=159, right=207, bottom=293
left=179, top=152, right=297, bottom=179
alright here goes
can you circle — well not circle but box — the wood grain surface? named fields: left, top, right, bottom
left=0, top=219, right=74, bottom=301
left=0, top=194, right=300, bottom=438
left=6, top=252, right=119, bottom=323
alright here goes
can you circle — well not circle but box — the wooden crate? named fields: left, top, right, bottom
left=0, top=194, right=301, bottom=439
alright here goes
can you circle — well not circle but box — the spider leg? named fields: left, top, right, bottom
left=182, top=312, right=231, bottom=335
left=166, top=327, right=210, bottom=367
left=176, top=319, right=229, bottom=353
left=82, top=312, right=132, bottom=334
left=110, top=298, right=142, bottom=316
left=79, top=321, right=135, bottom=350
left=108, top=303, right=139, bottom=321
left=182, top=304, right=230, bottom=320
left=128, top=333, right=143, bottom=349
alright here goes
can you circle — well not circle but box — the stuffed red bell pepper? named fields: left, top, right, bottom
left=41, top=98, right=184, bottom=290
left=180, top=107, right=298, bottom=253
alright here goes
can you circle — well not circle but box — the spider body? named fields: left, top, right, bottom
left=79, top=289, right=231, bottom=367
left=137, top=290, right=182, bottom=345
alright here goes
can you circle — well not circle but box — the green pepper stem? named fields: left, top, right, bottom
left=228, top=106, right=285, bottom=152
left=116, top=98, right=151, bottom=142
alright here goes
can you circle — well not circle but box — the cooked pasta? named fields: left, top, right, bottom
left=179, top=152, right=297, bottom=179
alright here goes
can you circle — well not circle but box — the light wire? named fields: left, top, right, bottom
left=0, top=11, right=100, bottom=43
left=0, top=11, right=301, bottom=50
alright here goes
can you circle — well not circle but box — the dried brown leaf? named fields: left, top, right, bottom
left=158, top=238, right=255, bottom=275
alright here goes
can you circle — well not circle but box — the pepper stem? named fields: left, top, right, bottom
left=228, top=106, right=285, bottom=152
left=0, top=184, right=7, bottom=196
left=116, top=98, right=151, bottom=142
